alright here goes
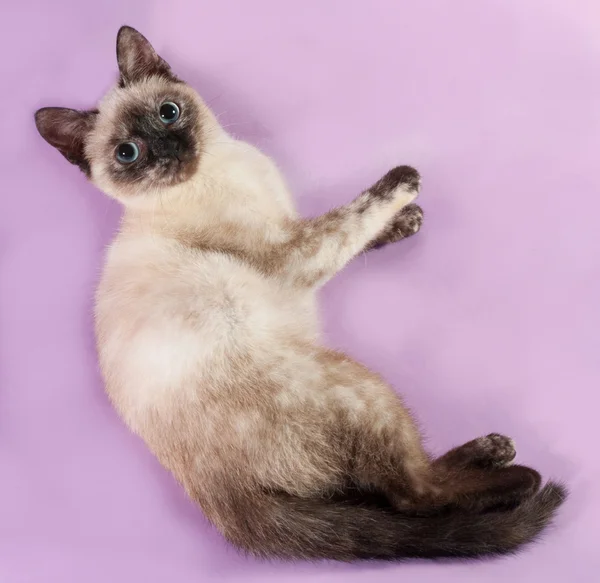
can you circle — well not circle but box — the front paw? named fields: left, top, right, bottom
left=394, top=203, right=424, bottom=236
left=367, top=204, right=424, bottom=250
left=370, top=166, right=421, bottom=207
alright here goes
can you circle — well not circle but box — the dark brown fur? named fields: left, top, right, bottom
left=106, top=89, right=202, bottom=188
left=212, top=482, right=566, bottom=560
left=356, top=165, right=420, bottom=214
left=370, top=165, right=421, bottom=199
left=117, top=26, right=180, bottom=86
left=34, top=108, right=98, bottom=174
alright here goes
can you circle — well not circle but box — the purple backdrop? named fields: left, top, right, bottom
left=2, top=0, right=598, bottom=581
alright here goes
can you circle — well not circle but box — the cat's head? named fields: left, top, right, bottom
left=35, top=26, right=216, bottom=200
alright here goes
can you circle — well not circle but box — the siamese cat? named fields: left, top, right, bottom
left=35, top=26, right=565, bottom=561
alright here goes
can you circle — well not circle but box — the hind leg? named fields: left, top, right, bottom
left=431, top=435, right=541, bottom=512
left=352, top=412, right=540, bottom=513
left=435, top=464, right=542, bottom=512
left=319, top=353, right=542, bottom=514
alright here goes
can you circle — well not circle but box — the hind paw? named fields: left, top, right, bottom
left=470, top=434, right=516, bottom=468
left=436, top=433, right=516, bottom=471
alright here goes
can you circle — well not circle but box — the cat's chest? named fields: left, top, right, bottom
left=187, top=255, right=319, bottom=343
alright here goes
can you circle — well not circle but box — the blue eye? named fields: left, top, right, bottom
left=159, top=102, right=180, bottom=124
left=116, top=142, right=139, bottom=164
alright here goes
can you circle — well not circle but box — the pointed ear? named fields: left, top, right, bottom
left=116, top=26, right=175, bottom=85
left=35, top=107, right=98, bottom=175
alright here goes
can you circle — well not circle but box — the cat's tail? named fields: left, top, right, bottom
left=220, top=482, right=566, bottom=560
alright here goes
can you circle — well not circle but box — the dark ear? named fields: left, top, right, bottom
left=116, top=26, right=174, bottom=86
left=35, top=107, right=98, bottom=175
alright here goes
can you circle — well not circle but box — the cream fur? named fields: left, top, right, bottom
left=93, top=81, right=424, bottom=515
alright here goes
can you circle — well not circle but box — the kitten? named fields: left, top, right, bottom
left=35, top=26, right=566, bottom=561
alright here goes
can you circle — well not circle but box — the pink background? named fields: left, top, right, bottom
left=2, top=0, right=599, bottom=581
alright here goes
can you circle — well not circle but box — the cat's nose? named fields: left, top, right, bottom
left=170, top=140, right=181, bottom=156
left=156, top=137, right=182, bottom=159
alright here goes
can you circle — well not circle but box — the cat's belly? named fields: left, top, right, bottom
left=95, top=248, right=369, bottom=498
left=95, top=248, right=320, bottom=428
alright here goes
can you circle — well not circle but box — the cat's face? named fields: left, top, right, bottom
left=35, top=27, right=211, bottom=199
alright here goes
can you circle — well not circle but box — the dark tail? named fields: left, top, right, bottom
left=223, top=482, right=566, bottom=560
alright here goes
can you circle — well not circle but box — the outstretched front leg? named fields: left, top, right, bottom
left=278, top=166, right=421, bottom=287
